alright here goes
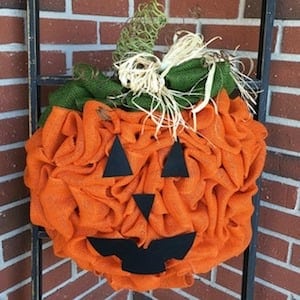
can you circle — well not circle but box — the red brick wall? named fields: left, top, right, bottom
left=0, top=0, right=299, bottom=299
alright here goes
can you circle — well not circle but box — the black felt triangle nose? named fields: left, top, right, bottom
left=133, top=194, right=155, bottom=221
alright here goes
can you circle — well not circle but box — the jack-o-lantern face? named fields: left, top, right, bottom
left=88, top=136, right=195, bottom=275
left=25, top=90, right=267, bottom=291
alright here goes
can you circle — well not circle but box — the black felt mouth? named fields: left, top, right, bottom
left=88, top=232, right=196, bottom=274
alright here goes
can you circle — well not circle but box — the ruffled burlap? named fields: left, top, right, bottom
left=24, top=90, right=267, bottom=291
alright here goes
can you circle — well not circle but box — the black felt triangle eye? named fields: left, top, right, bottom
left=162, top=140, right=189, bottom=177
left=133, top=194, right=155, bottom=221
left=103, top=136, right=133, bottom=177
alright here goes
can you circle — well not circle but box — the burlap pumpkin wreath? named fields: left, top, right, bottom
left=24, top=0, right=267, bottom=292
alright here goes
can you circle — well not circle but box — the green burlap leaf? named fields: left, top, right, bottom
left=39, top=65, right=124, bottom=126
left=211, top=61, right=236, bottom=97
left=38, top=82, right=92, bottom=126
left=165, top=58, right=208, bottom=92
left=73, top=64, right=123, bottom=101
left=49, top=81, right=92, bottom=108
left=122, top=93, right=154, bottom=110
left=165, top=59, right=236, bottom=99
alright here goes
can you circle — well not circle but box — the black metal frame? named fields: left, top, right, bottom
left=27, top=0, right=276, bottom=299
left=241, top=0, right=277, bottom=298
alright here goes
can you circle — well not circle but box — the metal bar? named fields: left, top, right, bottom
left=256, top=0, right=277, bottom=123
left=38, top=75, right=72, bottom=85
left=38, top=230, right=49, bottom=239
left=27, top=0, right=40, bottom=134
left=31, top=226, right=43, bottom=300
left=241, top=0, right=276, bottom=299
left=27, top=0, right=42, bottom=300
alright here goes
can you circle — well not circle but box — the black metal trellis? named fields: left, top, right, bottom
left=27, top=0, right=276, bottom=299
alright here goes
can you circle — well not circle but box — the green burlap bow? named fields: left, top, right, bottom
left=39, top=60, right=236, bottom=126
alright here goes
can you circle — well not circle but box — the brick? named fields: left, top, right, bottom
left=40, top=0, right=65, bottom=11
left=0, top=177, right=29, bottom=206
left=266, top=123, right=300, bottom=152
left=254, top=282, right=287, bottom=300
left=43, top=245, right=63, bottom=269
left=40, top=51, right=66, bottom=75
left=259, top=206, right=300, bottom=240
left=203, top=25, right=277, bottom=52
left=0, top=0, right=64, bottom=10
left=270, top=61, right=300, bottom=88
left=282, top=27, right=300, bottom=54
left=223, top=253, right=244, bottom=270
left=0, top=147, right=26, bottom=176
left=256, top=258, right=300, bottom=294
left=0, top=202, right=29, bottom=235
left=169, top=0, right=239, bottom=18
left=198, top=271, right=211, bottom=281
left=0, top=116, right=28, bottom=145
left=244, top=0, right=264, bottom=18
left=184, top=279, right=236, bottom=299
left=153, top=289, right=190, bottom=300
left=245, top=0, right=300, bottom=20
left=40, top=85, right=59, bottom=107
left=264, top=152, right=300, bottom=181
left=261, top=179, right=297, bottom=209
left=216, top=267, right=241, bottom=294
left=7, top=282, right=31, bottom=300
left=45, top=272, right=99, bottom=300
left=73, top=51, right=113, bottom=72
left=2, top=229, right=31, bottom=261
left=257, top=232, right=289, bottom=262
left=0, top=85, right=28, bottom=112
left=291, top=243, right=300, bottom=268
left=111, top=290, right=132, bottom=300
left=82, top=281, right=116, bottom=299
left=72, top=0, right=129, bottom=17
left=0, top=257, right=30, bottom=293
left=0, top=0, right=25, bottom=9
left=275, top=0, right=300, bottom=20
left=100, top=22, right=124, bottom=44
left=203, top=25, right=258, bottom=52
left=270, top=92, right=300, bottom=121
left=43, top=262, right=72, bottom=293
left=40, top=19, right=97, bottom=44
left=0, top=17, right=24, bottom=44
left=0, top=52, right=27, bottom=79
left=131, top=293, right=153, bottom=300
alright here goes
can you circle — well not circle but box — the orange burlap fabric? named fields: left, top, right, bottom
left=24, top=90, right=267, bottom=291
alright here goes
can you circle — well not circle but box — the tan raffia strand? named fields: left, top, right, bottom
left=113, top=31, right=259, bottom=140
